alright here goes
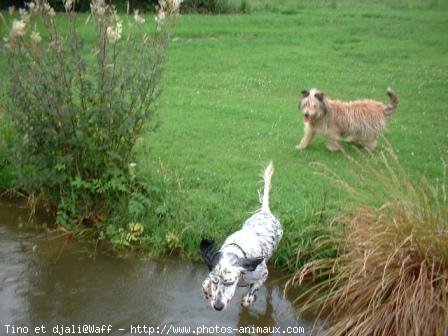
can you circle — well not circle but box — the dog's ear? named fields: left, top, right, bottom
left=200, top=239, right=220, bottom=271
left=239, top=257, right=264, bottom=272
left=314, top=91, right=325, bottom=101
left=300, top=90, right=310, bottom=98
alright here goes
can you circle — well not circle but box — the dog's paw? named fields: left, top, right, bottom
left=326, top=142, right=341, bottom=152
left=202, top=278, right=212, bottom=300
left=296, top=143, right=307, bottom=150
left=241, top=294, right=256, bottom=308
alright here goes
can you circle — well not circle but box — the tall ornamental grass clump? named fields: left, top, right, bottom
left=1, top=0, right=182, bottom=233
left=287, top=146, right=448, bottom=336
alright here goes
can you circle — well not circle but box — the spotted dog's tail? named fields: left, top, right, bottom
left=260, top=161, right=274, bottom=213
left=385, top=88, right=398, bottom=116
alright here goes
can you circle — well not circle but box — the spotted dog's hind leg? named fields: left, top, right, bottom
left=240, top=270, right=268, bottom=308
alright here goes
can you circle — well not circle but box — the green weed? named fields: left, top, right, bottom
left=1, top=0, right=180, bottom=237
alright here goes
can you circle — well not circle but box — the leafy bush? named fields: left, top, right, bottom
left=181, top=0, right=238, bottom=13
left=2, top=0, right=244, bottom=13
left=0, top=113, right=17, bottom=191
left=1, top=0, right=160, bottom=12
left=1, top=0, right=182, bottom=233
left=286, top=146, right=448, bottom=336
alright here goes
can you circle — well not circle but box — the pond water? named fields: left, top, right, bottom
left=0, top=203, right=320, bottom=336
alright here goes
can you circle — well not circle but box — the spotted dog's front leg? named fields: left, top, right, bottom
left=202, top=278, right=212, bottom=301
left=240, top=270, right=268, bottom=308
left=241, top=280, right=264, bottom=308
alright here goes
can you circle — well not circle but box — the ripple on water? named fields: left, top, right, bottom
left=0, top=203, right=322, bottom=335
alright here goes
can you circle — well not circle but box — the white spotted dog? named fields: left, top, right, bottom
left=200, top=162, right=283, bottom=311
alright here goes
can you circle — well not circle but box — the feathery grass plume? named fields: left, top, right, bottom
left=286, top=143, right=448, bottom=336
left=9, top=19, right=27, bottom=40
left=133, top=10, right=145, bottom=25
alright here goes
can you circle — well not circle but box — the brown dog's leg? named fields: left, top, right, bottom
left=325, top=130, right=342, bottom=151
left=364, top=138, right=378, bottom=152
left=296, top=123, right=314, bottom=150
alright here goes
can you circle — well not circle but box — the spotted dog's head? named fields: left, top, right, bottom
left=299, top=88, right=329, bottom=123
left=200, top=239, right=263, bottom=311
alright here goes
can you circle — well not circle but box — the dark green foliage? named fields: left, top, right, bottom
left=0, top=114, right=17, bottom=191
left=181, top=0, right=236, bottom=13
left=0, top=0, right=159, bottom=12
left=0, top=0, right=239, bottom=14
left=2, top=1, right=177, bottom=236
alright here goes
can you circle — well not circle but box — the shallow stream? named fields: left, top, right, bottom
left=0, top=203, right=319, bottom=335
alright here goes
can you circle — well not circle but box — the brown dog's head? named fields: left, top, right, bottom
left=299, top=88, right=328, bottom=123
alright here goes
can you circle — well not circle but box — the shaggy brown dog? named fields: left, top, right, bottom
left=296, top=88, right=398, bottom=151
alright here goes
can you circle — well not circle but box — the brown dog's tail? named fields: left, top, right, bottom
left=385, top=88, right=398, bottom=116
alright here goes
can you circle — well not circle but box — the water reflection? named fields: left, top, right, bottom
left=0, top=203, right=317, bottom=335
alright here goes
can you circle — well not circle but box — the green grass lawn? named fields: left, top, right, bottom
left=1, top=2, right=447, bottom=269
left=137, top=4, right=448, bottom=267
